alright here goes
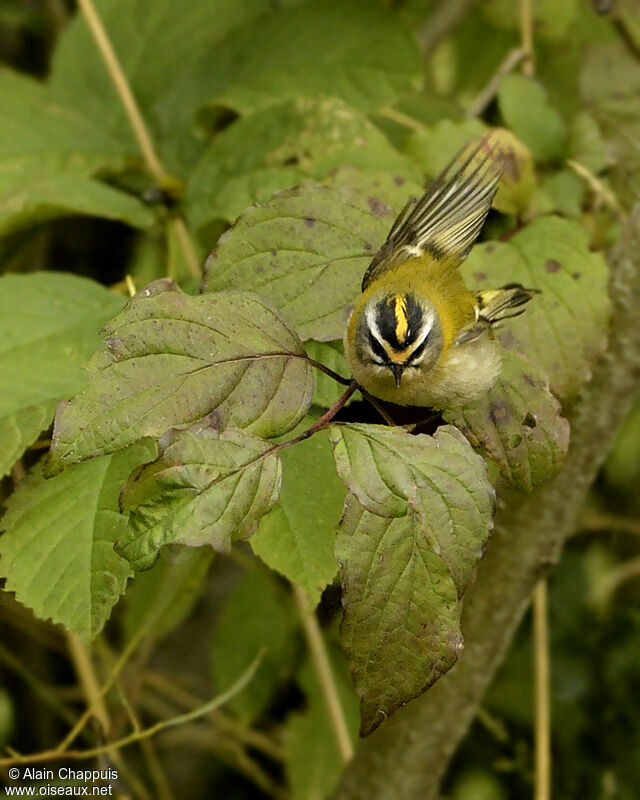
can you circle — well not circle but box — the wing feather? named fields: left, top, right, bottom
left=362, top=135, right=505, bottom=290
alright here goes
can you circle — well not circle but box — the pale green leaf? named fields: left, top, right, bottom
left=49, top=282, right=313, bottom=472
left=498, top=75, right=567, bottom=161
left=122, top=546, right=214, bottom=642
left=118, top=425, right=282, bottom=570
left=187, top=96, right=419, bottom=229
left=532, top=170, right=585, bottom=218
left=0, top=442, right=155, bottom=639
left=331, top=424, right=493, bottom=734
left=184, top=0, right=421, bottom=116
left=211, top=567, right=298, bottom=723
left=0, top=403, right=55, bottom=479
left=251, top=427, right=344, bottom=606
left=444, top=350, right=570, bottom=492
left=462, top=216, right=610, bottom=400
left=285, top=646, right=359, bottom=800
left=204, top=174, right=421, bottom=341
left=0, top=70, right=152, bottom=234
left=0, top=273, right=124, bottom=416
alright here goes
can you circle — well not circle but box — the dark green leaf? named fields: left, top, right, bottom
left=49, top=282, right=313, bottom=472
left=251, top=427, right=344, bottom=606
left=211, top=567, right=298, bottom=723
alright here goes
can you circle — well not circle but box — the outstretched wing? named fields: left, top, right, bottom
left=362, top=135, right=505, bottom=291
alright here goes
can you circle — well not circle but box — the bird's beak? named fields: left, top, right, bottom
left=390, top=363, right=405, bottom=388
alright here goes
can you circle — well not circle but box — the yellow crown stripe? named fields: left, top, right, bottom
left=393, top=295, right=409, bottom=344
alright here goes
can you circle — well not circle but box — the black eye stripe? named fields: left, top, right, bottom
left=368, top=332, right=388, bottom=361
left=408, top=334, right=429, bottom=361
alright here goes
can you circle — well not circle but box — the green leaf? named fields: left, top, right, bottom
left=498, top=75, right=567, bottom=161
left=122, top=546, right=214, bottom=642
left=569, top=112, right=607, bottom=174
left=305, top=340, right=352, bottom=409
left=532, top=170, right=585, bottom=218
left=331, top=424, right=493, bottom=734
left=0, top=442, right=155, bottom=639
left=49, top=282, right=313, bottom=471
left=204, top=175, right=421, bottom=341
left=331, top=424, right=492, bottom=595
left=186, top=96, right=419, bottom=229
left=444, top=350, right=570, bottom=492
left=48, top=0, right=308, bottom=172
left=211, top=567, right=298, bottom=723
left=118, top=425, right=282, bottom=570
left=0, top=403, right=55, bottom=479
left=403, top=118, right=487, bottom=176
left=0, top=273, right=124, bottom=416
left=285, top=645, right=359, bottom=800
left=0, top=71, right=152, bottom=235
left=462, top=216, right=610, bottom=400
left=184, top=0, right=421, bottom=116
left=251, top=427, right=344, bottom=606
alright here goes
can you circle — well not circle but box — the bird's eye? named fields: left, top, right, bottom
left=408, top=332, right=429, bottom=363
left=368, top=332, right=388, bottom=361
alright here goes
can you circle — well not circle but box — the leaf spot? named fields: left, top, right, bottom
left=489, top=401, right=512, bottom=425
left=545, top=259, right=561, bottom=273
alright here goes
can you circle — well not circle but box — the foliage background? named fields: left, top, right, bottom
left=1, top=0, right=640, bottom=798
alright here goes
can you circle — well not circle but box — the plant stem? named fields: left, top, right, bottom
left=65, top=632, right=111, bottom=736
left=75, top=0, right=201, bottom=278
left=520, top=0, right=535, bottom=76
left=467, top=48, right=528, bottom=118
left=75, top=0, right=163, bottom=181
left=292, top=584, right=354, bottom=765
left=566, top=160, right=627, bottom=221
left=533, top=581, right=551, bottom=800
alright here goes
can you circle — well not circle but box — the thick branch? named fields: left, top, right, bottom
left=333, top=209, right=640, bottom=800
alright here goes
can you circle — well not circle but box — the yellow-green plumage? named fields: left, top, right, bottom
left=345, top=134, right=537, bottom=408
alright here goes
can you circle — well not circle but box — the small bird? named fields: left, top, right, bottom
left=345, top=134, right=537, bottom=408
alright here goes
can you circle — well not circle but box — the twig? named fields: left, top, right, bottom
left=566, top=159, right=627, bottom=221
left=65, top=633, right=111, bottom=736
left=75, top=0, right=201, bottom=278
left=358, top=389, right=397, bottom=426
left=379, top=107, right=424, bottom=132
left=467, top=48, right=528, bottom=118
left=143, top=671, right=284, bottom=762
left=533, top=581, right=551, bottom=800
left=418, top=0, right=477, bottom=57
left=0, top=652, right=263, bottom=767
left=292, top=584, right=354, bottom=765
left=305, top=356, right=352, bottom=386
left=577, top=510, right=640, bottom=537
left=592, top=556, right=640, bottom=602
left=520, top=0, right=535, bottom=76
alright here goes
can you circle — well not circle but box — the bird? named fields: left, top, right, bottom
left=344, top=134, right=538, bottom=409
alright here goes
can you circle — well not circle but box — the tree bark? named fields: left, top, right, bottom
left=333, top=208, right=640, bottom=800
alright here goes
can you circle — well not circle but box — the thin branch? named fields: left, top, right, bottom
left=467, top=48, right=528, bottom=118
left=0, top=652, right=263, bottom=767
left=65, top=633, right=111, bottom=737
left=520, top=0, right=535, bottom=76
left=592, top=556, right=640, bottom=602
left=75, top=0, right=163, bottom=180
left=75, top=0, right=201, bottom=278
left=418, top=0, right=477, bottom=57
left=142, top=670, right=285, bottom=762
left=305, top=356, right=352, bottom=386
left=293, top=584, right=354, bottom=765
left=577, top=510, right=640, bottom=537
left=533, top=581, right=551, bottom=800
left=378, top=107, right=424, bottom=132
left=358, top=389, right=397, bottom=426
left=566, top=159, right=627, bottom=221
